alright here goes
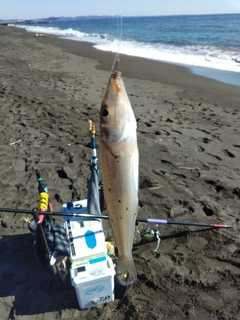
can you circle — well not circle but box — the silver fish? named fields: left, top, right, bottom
left=100, top=71, right=139, bottom=282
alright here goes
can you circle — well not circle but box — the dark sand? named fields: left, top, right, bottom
left=0, top=26, right=240, bottom=320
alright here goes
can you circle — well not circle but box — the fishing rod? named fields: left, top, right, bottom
left=0, top=207, right=233, bottom=229
left=88, top=119, right=104, bottom=211
left=88, top=120, right=98, bottom=172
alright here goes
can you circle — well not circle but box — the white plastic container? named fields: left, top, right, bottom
left=71, top=256, right=115, bottom=309
left=61, top=200, right=115, bottom=309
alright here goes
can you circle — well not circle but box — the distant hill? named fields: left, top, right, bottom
left=0, top=15, right=119, bottom=23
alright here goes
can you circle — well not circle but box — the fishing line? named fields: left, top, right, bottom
left=106, top=276, right=130, bottom=312
left=111, top=7, right=123, bottom=74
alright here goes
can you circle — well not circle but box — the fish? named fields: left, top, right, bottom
left=99, top=71, right=139, bottom=282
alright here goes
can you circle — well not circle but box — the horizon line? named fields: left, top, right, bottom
left=1, top=12, right=240, bottom=21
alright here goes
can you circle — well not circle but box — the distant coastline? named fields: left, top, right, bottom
left=1, top=12, right=239, bottom=23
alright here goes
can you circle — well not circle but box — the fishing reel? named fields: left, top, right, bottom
left=136, top=224, right=161, bottom=255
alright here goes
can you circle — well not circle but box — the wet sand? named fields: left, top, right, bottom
left=0, top=26, right=240, bottom=320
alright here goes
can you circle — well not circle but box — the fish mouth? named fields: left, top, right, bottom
left=112, top=70, right=121, bottom=79
left=111, top=71, right=122, bottom=94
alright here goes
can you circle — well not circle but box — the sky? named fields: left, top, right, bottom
left=0, top=0, right=240, bottom=20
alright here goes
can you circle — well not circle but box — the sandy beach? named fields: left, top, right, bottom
left=0, top=26, right=240, bottom=320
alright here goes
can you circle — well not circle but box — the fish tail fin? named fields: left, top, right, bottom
left=116, top=256, right=137, bottom=284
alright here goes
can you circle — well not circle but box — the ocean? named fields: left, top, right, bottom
left=13, top=14, right=240, bottom=86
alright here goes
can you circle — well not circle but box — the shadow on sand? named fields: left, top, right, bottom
left=0, top=233, right=79, bottom=317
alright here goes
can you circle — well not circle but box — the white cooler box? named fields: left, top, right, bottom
left=71, top=256, right=115, bottom=309
left=62, top=200, right=115, bottom=309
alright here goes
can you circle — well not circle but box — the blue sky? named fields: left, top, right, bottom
left=1, top=0, right=240, bottom=20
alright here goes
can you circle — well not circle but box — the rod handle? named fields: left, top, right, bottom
left=88, top=119, right=93, bottom=132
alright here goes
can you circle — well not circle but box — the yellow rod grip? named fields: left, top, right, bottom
left=92, top=125, right=96, bottom=138
left=88, top=119, right=92, bottom=132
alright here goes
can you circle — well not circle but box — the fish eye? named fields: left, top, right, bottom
left=101, top=107, right=109, bottom=118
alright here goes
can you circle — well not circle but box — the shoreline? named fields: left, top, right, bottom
left=12, top=23, right=240, bottom=88
left=39, top=34, right=240, bottom=109
left=6, top=26, right=238, bottom=108
left=189, top=64, right=240, bottom=87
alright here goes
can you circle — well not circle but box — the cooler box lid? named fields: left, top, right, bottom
left=65, top=218, right=107, bottom=263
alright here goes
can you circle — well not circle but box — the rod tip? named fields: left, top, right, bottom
left=214, top=224, right=233, bottom=228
